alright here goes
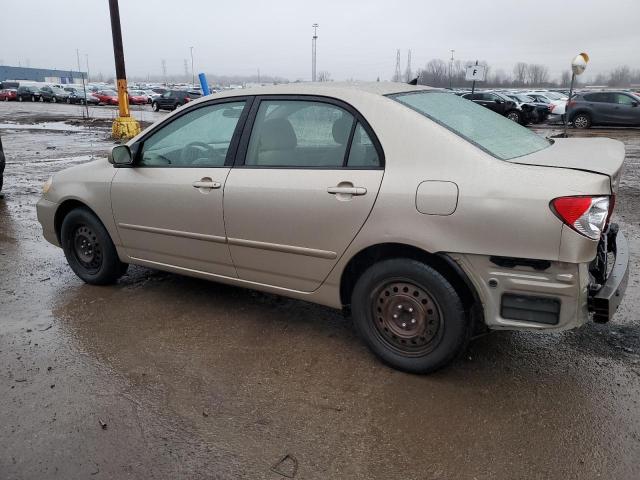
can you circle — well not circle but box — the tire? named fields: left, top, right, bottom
left=52, top=97, right=57, bottom=103
left=39, top=96, right=44, bottom=102
left=152, top=102, right=159, bottom=112
left=572, top=113, right=591, bottom=129
left=31, top=95, right=36, bottom=102
left=60, top=207, right=128, bottom=285
left=506, top=110, right=521, bottom=123
left=18, top=96, right=23, bottom=102
left=66, top=98, right=71, bottom=104
left=351, top=258, right=469, bottom=374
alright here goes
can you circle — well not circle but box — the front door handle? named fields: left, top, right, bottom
left=192, top=178, right=221, bottom=189
left=327, top=186, right=367, bottom=196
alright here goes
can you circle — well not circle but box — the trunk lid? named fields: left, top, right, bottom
left=511, top=137, right=625, bottom=192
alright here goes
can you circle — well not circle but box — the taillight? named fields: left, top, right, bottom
left=549, top=104, right=555, bottom=112
left=567, top=100, right=576, bottom=109
left=551, top=196, right=611, bottom=240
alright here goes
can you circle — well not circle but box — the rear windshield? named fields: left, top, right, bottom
left=390, top=91, right=550, bottom=160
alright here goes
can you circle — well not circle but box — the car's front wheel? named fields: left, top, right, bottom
left=572, top=113, right=592, bottom=129
left=506, top=110, right=521, bottom=123
left=351, top=258, right=469, bottom=374
left=61, top=207, right=128, bottom=285
left=152, top=102, right=159, bottom=112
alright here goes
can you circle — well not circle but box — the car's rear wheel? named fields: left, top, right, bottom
left=61, top=208, right=128, bottom=285
left=18, top=96, right=23, bottom=102
left=351, top=258, right=468, bottom=374
left=573, top=113, right=591, bottom=129
left=152, top=102, right=159, bottom=112
left=506, top=110, right=521, bottom=123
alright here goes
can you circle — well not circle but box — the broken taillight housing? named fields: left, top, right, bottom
left=551, top=196, right=611, bottom=240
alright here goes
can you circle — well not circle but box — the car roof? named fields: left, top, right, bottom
left=190, top=82, right=433, bottom=105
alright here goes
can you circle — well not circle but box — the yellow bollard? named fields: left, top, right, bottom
left=111, top=78, right=140, bottom=140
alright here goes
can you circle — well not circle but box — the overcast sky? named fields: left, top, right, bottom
left=1, top=0, right=638, bottom=82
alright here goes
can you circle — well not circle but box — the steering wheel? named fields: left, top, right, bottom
left=180, top=141, right=216, bottom=165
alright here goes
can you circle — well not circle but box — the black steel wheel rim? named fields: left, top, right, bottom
left=72, top=224, right=102, bottom=272
left=370, top=279, right=444, bottom=357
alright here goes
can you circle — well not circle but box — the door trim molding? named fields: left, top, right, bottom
left=118, top=223, right=227, bottom=244
left=228, top=237, right=337, bottom=260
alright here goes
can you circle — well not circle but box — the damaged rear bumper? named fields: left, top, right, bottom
left=588, top=225, right=629, bottom=323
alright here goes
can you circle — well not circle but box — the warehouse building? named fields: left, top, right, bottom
left=0, top=65, right=86, bottom=85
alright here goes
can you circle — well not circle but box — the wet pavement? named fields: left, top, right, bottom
left=1, top=102, right=639, bottom=479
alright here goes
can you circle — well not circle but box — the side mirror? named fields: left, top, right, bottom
left=109, top=145, right=133, bottom=166
left=632, top=102, right=639, bottom=107
left=495, top=99, right=503, bottom=104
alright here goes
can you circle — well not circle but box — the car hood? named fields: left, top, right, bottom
left=511, top=137, right=625, bottom=189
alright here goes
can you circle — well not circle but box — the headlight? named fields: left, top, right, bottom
left=43, top=176, right=53, bottom=195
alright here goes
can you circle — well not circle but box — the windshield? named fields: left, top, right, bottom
left=391, top=91, right=550, bottom=160
left=543, top=91, right=565, bottom=100
left=513, top=94, right=533, bottom=102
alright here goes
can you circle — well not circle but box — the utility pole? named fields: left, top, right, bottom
left=108, top=0, right=140, bottom=139
left=394, top=49, right=401, bottom=82
left=405, top=50, right=412, bottom=83
left=312, top=23, right=319, bottom=82
left=190, top=46, right=195, bottom=87
left=449, top=49, right=455, bottom=89
left=76, top=49, right=89, bottom=118
left=85, top=54, right=90, bottom=82
left=161, top=59, right=167, bottom=86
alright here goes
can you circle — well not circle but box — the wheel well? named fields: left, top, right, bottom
left=339, top=243, right=482, bottom=321
left=53, top=199, right=97, bottom=243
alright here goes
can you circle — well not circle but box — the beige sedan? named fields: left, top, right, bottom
left=36, top=82, right=629, bottom=373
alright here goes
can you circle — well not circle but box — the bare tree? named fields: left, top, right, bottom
left=513, top=62, right=528, bottom=86
left=527, top=64, right=549, bottom=86
left=560, top=71, right=571, bottom=87
left=424, top=59, right=448, bottom=86
left=608, top=65, right=631, bottom=87
left=317, top=71, right=332, bottom=82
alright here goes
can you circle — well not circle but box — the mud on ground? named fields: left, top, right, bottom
left=1, top=103, right=639, bottom=479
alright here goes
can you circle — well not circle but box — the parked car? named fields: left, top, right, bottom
left=36, top=83, right=628, bottom=374
left=151, top=90, right=195, bottom=111
left=16, top=85, right=42, bottom=102
left=567, top=91, right=640, bottom=128
left=94, top=90, right=119, bottom=106
left=39, top=86, right=71, bottom=103
left=127, top=90, right=148, bottom=105
left=67, top=90, right=100, bottom=105
left=503, top=93, right=551, bottom=123
left=525, top=91, right=567, bottom=121
left=0, top=88, right=18, bottom=101
left=143, top=90, right=159, bottom=103
left=461, top=91, right=524, bottom=123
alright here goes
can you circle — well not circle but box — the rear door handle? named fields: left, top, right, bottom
left=192, top=179, right=221, bottom=189
left=327, top=186, right=367, bottom=196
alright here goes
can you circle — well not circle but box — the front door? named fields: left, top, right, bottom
left=111, top=99, right=249, bottom=277
left=609, top=92, right=640, bottom=125
left=224, top=97, right=384, bottom=292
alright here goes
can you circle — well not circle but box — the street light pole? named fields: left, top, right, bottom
left=312, top=23, right=318, bottom=82
left=190, top=46, right=195, bottom=87
left=108, top=0, right=140, bottom=139
left=449, top=49, right=455, bottom=89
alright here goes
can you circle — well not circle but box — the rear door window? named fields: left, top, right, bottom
left=244, top=100, right=355, bottom=168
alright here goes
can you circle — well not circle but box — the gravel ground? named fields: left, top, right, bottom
left=1, top=101, right=639, bottom=480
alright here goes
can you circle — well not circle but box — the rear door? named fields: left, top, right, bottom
left=223, top=96, right=384, bottom=292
